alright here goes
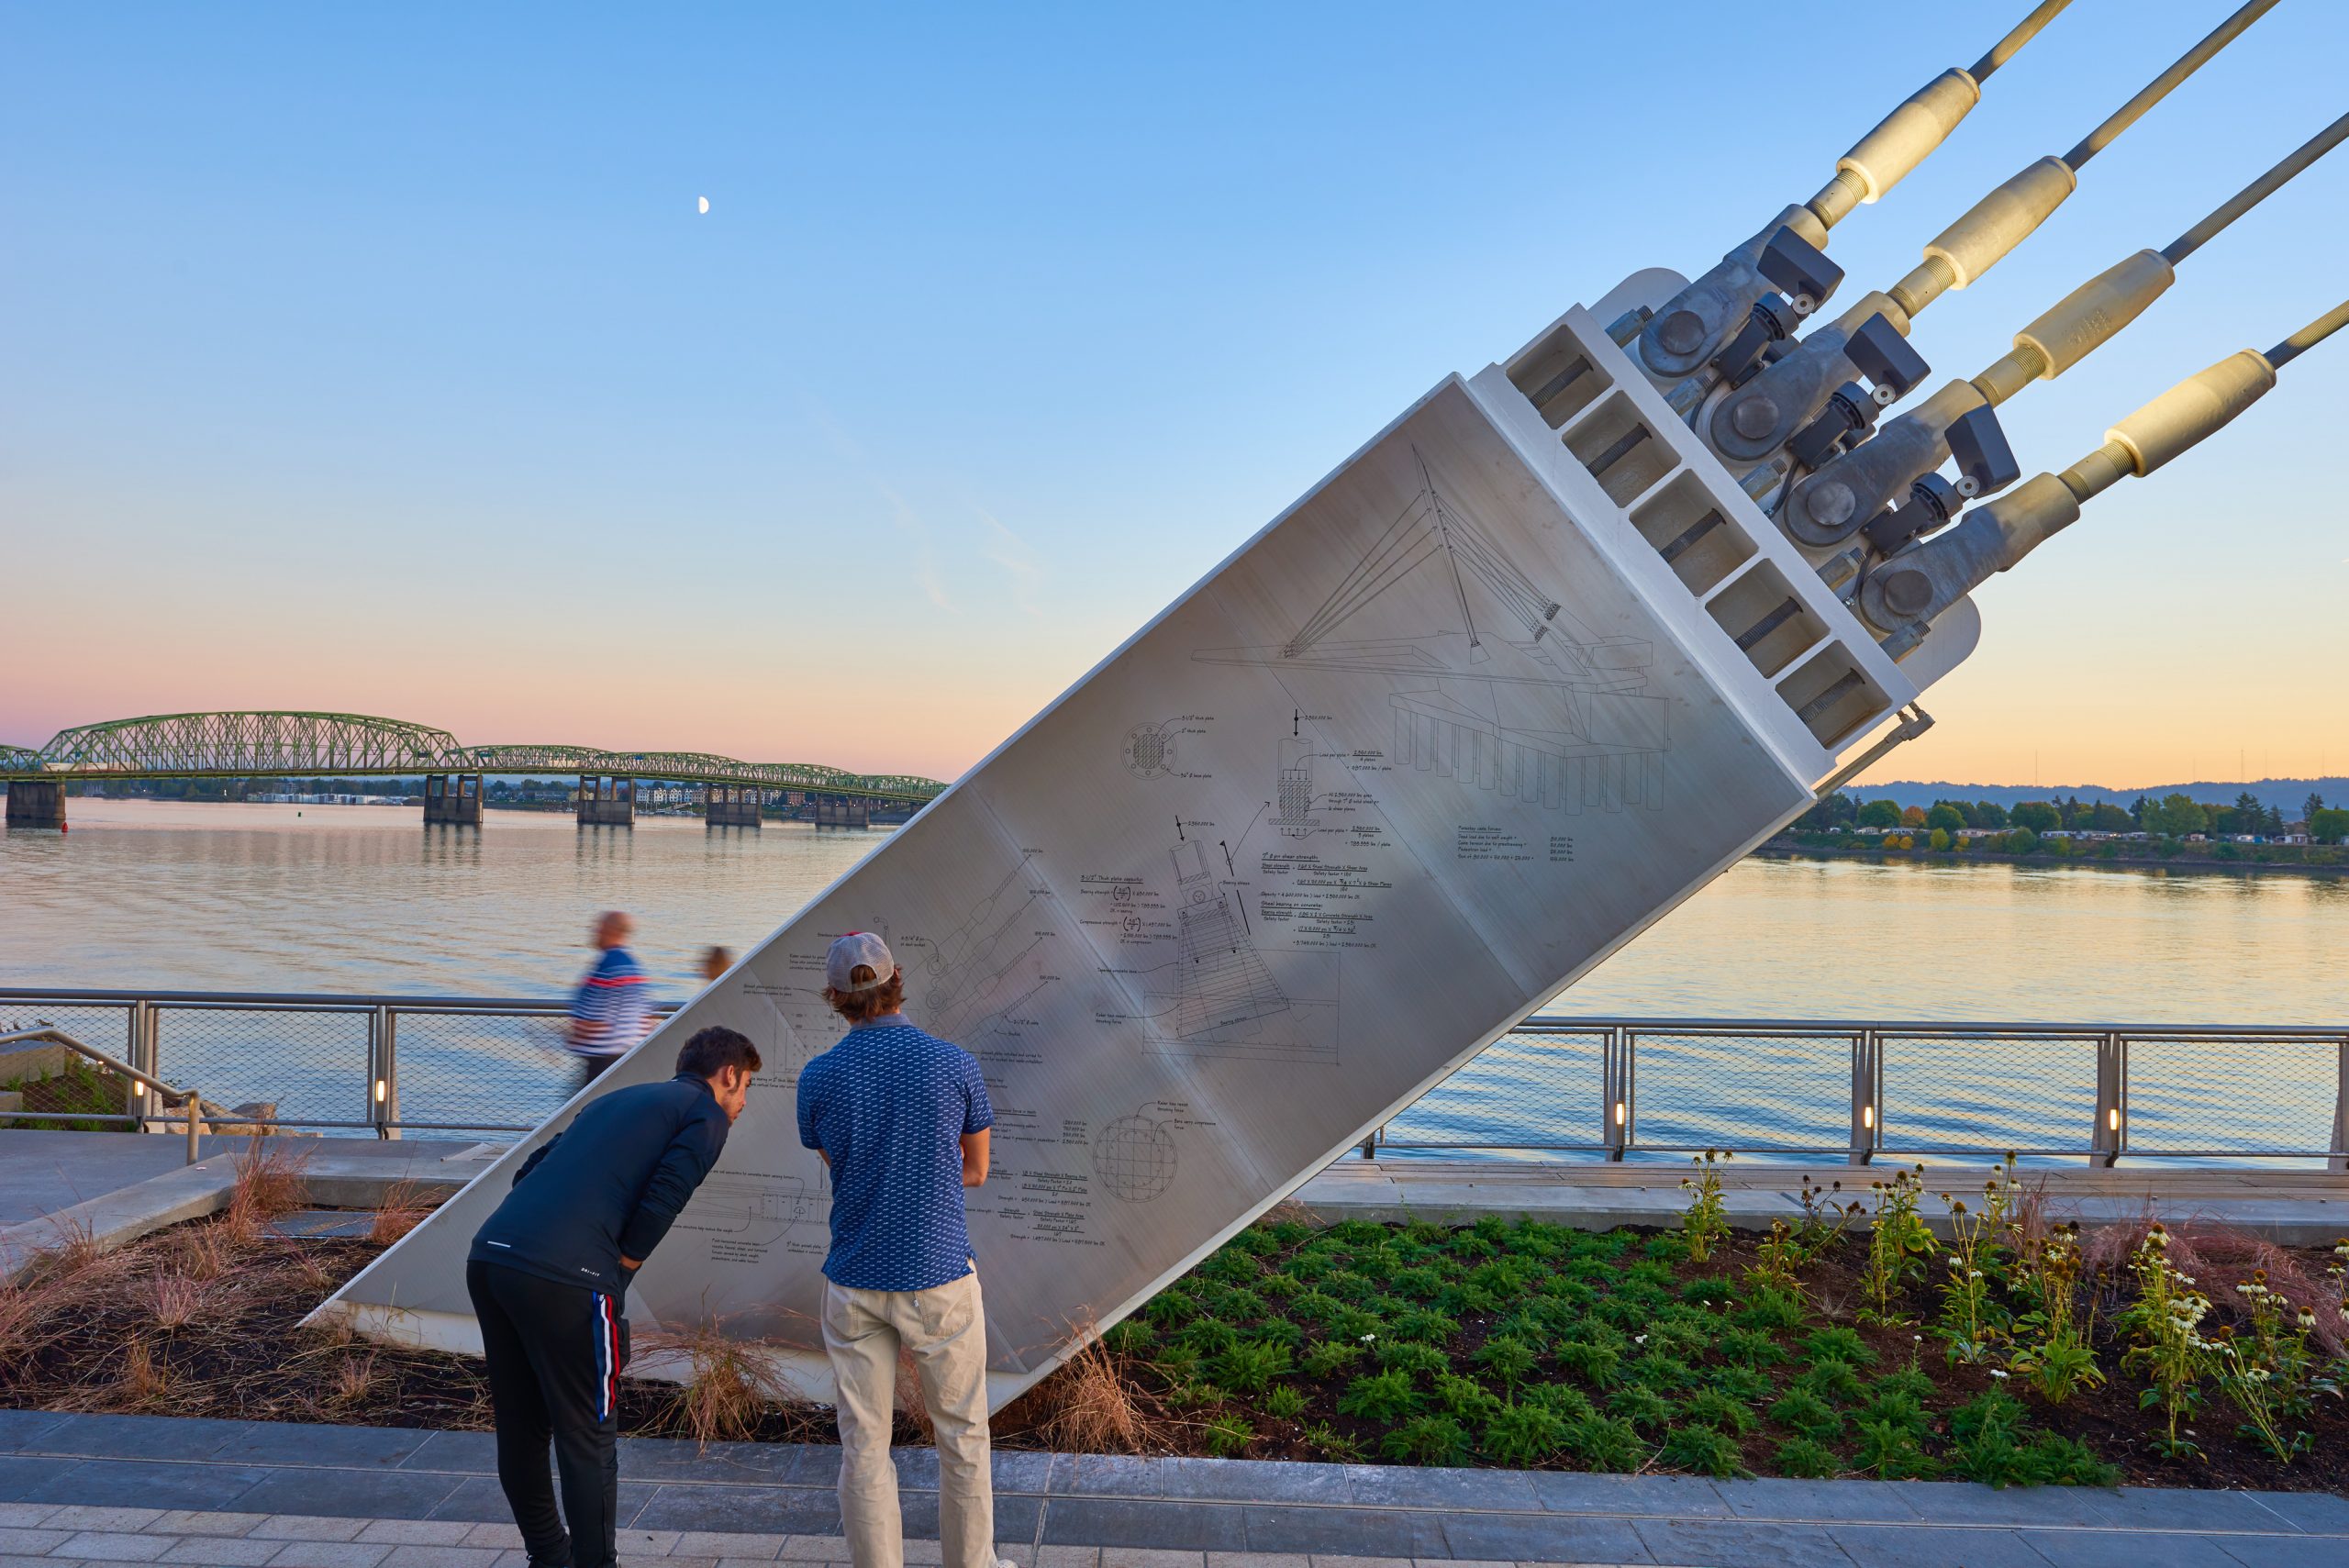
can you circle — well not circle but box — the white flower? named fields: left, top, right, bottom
left=1634, top=1334, right=1647, bottom=1344
left=1358, top=1333, right=1375, bottom=1342
left=1989, top=1368, right=2009, bottom=1379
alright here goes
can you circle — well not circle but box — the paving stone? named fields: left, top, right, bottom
left=2080, top=1487, right=2302, bottom=1535
left=1711, top=1478, right=1922, bottom=1524
left=1341, top=1466, right=1541, bottom=1513
left=992, top=1452, right=1057, bottom=1496
left=56, top=1529, right=178, bottom=1562
left=376, top=1546, right=507, bottom=1567
left=0, top=1456, right=72, bottom=1507
left=1099, top=1551, right=1205, bottom=1568
left=611, top=1529, right=685, bottom=1557
left=458, top=1521, right=524, bottom=1547
left=1054, top=1457, right=1163, bottom=1499
left=780, top=1537, right=853, bottom=1561
left=1207, top=1552, right=1313, bottom=1568
left=0, top=1411, right=69, bottom=1455
left=24, top=1414, right=250, bottom=1464
left=1529, top=1473, right=1729, bottom=1519
left=1239, top=1507, right=1445, bottom=1559
left=2239, top=1489, right=2349, bottom=1535
left=1820, top=1524, right=2051, bottom=1568
left=0, top=1526, right=72, bottom=1554
left=1437, top=1513, right=1648, bottom=1565
left=27, top=1460, right=272, bottom=1514
left=253, top=1542, right=395, bottom=1568
left=39, top=1505, right=170, bottom=1532
left=669, top=1529, right=792, bottom=1558
left=2014, top=1529, right=2244, bottom=1568
left=215, top=1425, right=433, bottom=1473
left=392, top=1431, right=500, bottom=1475
left=1305, top=1557, right=1411, bottom=1568
left=1164, top=1461, right=1348, bottom=1507
left=228, top=1469, right=462, bottom=1522
left=0, top=1504, right=56, bottom=1527
left=1892, top=1483, right=2116, bottom=1529
left=1042, top=1499, right=1245, bottom=1552
left=618, top=1438, right=804, bottom=1487
left=156, top=1538, right=283, bottom=1565
left=248, top=1516, right=371, bottom=1541
left=1631, top=1518, right=1854, bottom=1568
left=0, top=1555, right=72, bottom=1568
left=1034, top=1549, right=1100, bottom=1568
left=633, top=1486, right=841, bottom=1537
left=153, top=1511, right=265, bottom=1537
left=355, top=1518, right=482, bottom=1545
left=2209, top=1535, right=2349, bottom=1568
left=1415, top=1558, right=1514, bottom=1568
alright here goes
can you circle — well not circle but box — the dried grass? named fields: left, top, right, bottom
left=143, top=1273, right=210, bottom=1331
left=367, top=1179, right=434, bottom=1246
left=222, top=1136, right=311, bottom=1243
left=110, top=1337, right=175, bottom=1409
left=171, top=1223, right=234, bottom=1282
left=1008, top=1318, right=1160, bottom=1455
left=654, top=1320, right=800, bottom=1448
left=329, top=1352, right=380, bottom=1407
left=2083, top=1215, right=2348, bottom=1356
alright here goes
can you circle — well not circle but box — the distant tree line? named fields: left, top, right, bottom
left=1796, top=789, right=2348, bottom=846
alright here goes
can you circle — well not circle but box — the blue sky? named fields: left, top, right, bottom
left=4, top=1, right=2343, bottom=784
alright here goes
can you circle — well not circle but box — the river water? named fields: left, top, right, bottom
left=5, top=800, right=2343, bottom=1158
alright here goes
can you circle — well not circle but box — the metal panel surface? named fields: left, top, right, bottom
left=319, top=370, right=1823, bottom=1407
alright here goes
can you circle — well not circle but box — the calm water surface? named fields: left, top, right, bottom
left=5, top=800, right=2342, bottom=1154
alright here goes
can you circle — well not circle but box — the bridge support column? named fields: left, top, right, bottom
left=707, top=784, right=761, bottom=828
left=422, top=773, right=484, bottom=826
left=6, top=780, right=68, bottom=829
left=578, top=774, right=636, bottom=828
left=812, top=796, right=870, bottom=828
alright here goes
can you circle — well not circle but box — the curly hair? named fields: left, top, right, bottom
left=824, top=963, right=906, bottom=1024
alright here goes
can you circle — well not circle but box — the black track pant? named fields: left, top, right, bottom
left=468, top=1259, right=625, bottom=1568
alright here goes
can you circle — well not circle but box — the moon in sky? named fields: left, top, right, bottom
left=696, top=195, right=710, bottom=215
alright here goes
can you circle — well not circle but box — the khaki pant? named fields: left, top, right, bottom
left=822, top=1270, right=996, bottom=1568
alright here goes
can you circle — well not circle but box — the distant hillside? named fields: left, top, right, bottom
left=1854, top=778, right=2349, bottom=815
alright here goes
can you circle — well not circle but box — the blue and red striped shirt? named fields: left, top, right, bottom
left=568, top=946, right=652, bottom=1058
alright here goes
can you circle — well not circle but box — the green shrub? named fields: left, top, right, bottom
left=1853, top=1418, right=1937, bottom=1480
left=1803, top=1326, right=1878, bottom=1367
left=1770, top=1387, right=1843, bottom=1440
left=1630, top=1351, right=1698, bottom=1392
left=1773, top=1437, right=1842, bottom=1479
left=1152, top=1344, right=1200, bottom=1378
left=1736, top=1284, right=1809, bottom=1332
left=1387, top=1307, right=1460, bottom=1344
left=1719, top=1327, right=1788, bottom=1368
left=1298, top=1340, right=1363, bottom=1380
left=1528, top=1286, right=1595, bottom=1327
left=1373, top=1340, right=1449, bottom=1378
left=1268, top=1219, right=1314, bottom=1247
left=1181, top=1317, right=1240, bottom=1356
left=1241, top=1316, right=1304, bottom=1350
left=1436, top=1281, right=1504, bottom=1316
left=1165, top=1380, right=1221, bottom=1408
left=1660, top=1425, right=1751, bottom=1478
left=1607, top=1383, right=1675, bottom=1432
left=1288, top=1251, right=1336, bottom=1283
left=1628, top=1258, right=1680, bottom=1288
left=1102, top=1319, right=1155, bottom=1355
left=1212, top=1340, right=1293, bottom=1393
left=1205, top=1415, right=1254, bottom=1457
left=1521, top=1382, right=1595, bottom=1423
left=1555, top=1339, right=1625, bottom=1389
left=1258, top=1270, right=1304, bottom=1299
left=1855, top=1387, right=1930, bottom=1438
left=1320, top=1270, right=1374, bottom=1302
left=1290, top=1290, right=1348, bottom=1326
left=1390, top=1266, right=1445, bottom=1301
left=1229, top=1225, right=1281, bottom=1255
left=1141, top=1289, right=1198, bottom=1327
left=1948, top=1388, right=2028, bottom=1444
left=1329, top=1218, right=1388, bottom=1247
left=1382, top=1414, right=1472, bottom=1465
left=1512, top=1220, right=1573, bottom=1258
left=1678, top=1387, right=1758, bottom=1434
left=1435, top=1373, right=1503, bottom=1421
left=1219, top=1286, right=1269, bottom=1322
left=1870, top=1362, right=1936, bottom=1405
left=1201, top=1248, right=1263, bottom=1284
left=2024, top=1434, right=2120, bottom=1488
left=1708, top=1364, right=1772, bottom=1404
left=1264, top=1385, right=1307, bottom=1419
left=1338, top=1368, right=1422, bottom=1423
left=1473, top=1334, right=1541, bottom=1387
left=1568, top=1413, right=1645, bottom=1472
left=1301, top=1420, right=1362, bottom=1461
left=1682, top=1275, right=1739, bottom=1307
left=1790, top=1358, right=1865, bottom=1404
left=1645, top=1318, right=1711, bottom=1361
left=1448, top=1229, right=1499, bottom=1261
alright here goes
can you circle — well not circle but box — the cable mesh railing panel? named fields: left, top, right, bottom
left=1629, top=1027, right=1854, bottom=1154
left=2122, top=1031, right=2343, bottom=1159
left=1379, top=1027, right=1610, bottom=1152
left=1877, top=1031, right=2101, bottom=1158
left=150, top=1004, right=374, bottom=1129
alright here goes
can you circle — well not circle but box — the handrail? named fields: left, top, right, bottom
left=0, top=1025, right=206, bottom=1163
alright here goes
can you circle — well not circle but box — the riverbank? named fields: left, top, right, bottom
left=1756, top=840, right=2349, bottom=879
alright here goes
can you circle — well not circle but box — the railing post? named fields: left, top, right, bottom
left=1603, top=1025, right=1631, bottom=1161
left=1359, top=1124, right=1380, bottom=1161
left=1849, top=1029, right=1879, bottom=1166
left=371, top=1006, right=402, bottom=1140
left=2091, top=1031, right=2125, bottom=1167
left=2330, top=1033, right=2347, bottom=1176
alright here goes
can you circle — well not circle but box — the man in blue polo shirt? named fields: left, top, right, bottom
left=796, top=931, right=1006, bottom=1568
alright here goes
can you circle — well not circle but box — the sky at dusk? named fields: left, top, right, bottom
left=4, top=2, right=2343, bottom=787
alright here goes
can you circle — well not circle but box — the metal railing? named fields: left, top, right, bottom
left=1369, top=1019, right=2349, bottom=1171
left=3, top=990, right=2343, bottom=1168
left=0, top=1025, right=209, bottom=1162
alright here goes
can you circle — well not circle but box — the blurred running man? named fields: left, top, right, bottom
left=567, top=911, right=652, bottom=1081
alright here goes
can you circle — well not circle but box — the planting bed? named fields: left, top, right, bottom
left=4, top=1159, right=2344, bottom=1491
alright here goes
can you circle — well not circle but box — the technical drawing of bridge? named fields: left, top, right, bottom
left=0, top=711, right=946, bottom=831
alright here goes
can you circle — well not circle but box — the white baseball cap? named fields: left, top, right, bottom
left=825, top=930, right=897, bottom=992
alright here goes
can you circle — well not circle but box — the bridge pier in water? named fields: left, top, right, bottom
left=4, top=780, right=67, bottom=829
left=706, top=784, right=761, bottom=828
left=577, top=774, right=635, bottom=828
left=810, top=795, right=871, bottom=828
left=421, top=773, right=483, bottom=826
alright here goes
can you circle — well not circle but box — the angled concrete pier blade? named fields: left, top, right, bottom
left=320, top=280, right=1928, bottom=1410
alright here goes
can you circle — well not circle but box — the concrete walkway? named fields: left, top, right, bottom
left=2, top=1411, right=2344, bottom=1568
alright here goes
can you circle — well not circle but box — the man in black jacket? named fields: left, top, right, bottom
left=468, top=1025, right=760, bottom=1568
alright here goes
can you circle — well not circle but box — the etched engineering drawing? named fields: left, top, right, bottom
left=1198, top=448, right=1669, bottom=813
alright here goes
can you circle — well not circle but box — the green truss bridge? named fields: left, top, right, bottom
left=0, top=711, right=947, bottom=830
